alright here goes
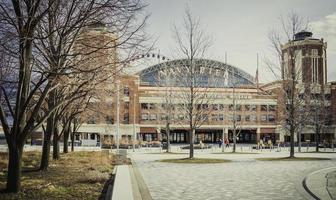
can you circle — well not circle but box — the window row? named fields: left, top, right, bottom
left=141, top=113, right=276, bottom=122
left=140, top=103, right=276, bottom=112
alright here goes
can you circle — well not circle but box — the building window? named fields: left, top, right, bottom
left=268, top=105, right=276, bottom=111
left=245, top=105, right=251, bottom=111
left=141, top=103, right=148, bottom=110
left=211, top=114, right=218, bottom=121
left=178, top=114, right=184, bottom=120
left=149, top=114, right=157, bottom=121
left=105, top=116, right=113, bottom=124
left=160, top=114, right=167, bottom=120
left=261, top=105, right=268, bottom=111
left=312, top=49, right=319, bottom=83
left=141, top=113, right=148, bottom=120
left=236, top=105, right=241, bottom=111
left=212, top=104, right=218, bottom=110
left=124, top=102, right=129, bottom=110
left=251, top=115, right=257, bottom=121
left=218, top=114, right=224, bottom=121
left=90, top=134, right=95, bottom=140
left=83, top=133, right=88, bottom=140
left=261, top=115, right=267, bottom=121
left=148, top=103, right=155, bottom=110
left=124, top=113, right=129, bottom=124
left=229, top=104, right=234, bottom=111
left=268, top=115, right=275, bottom=122
left=202, top=104, right=209, bottom=110
left=235, top=115, right=241, bottom=122
left=245, top=115, right=250, bottom=121
left=219, top=104, right=224, bottom=110
left=124, top=86, right=129, bottom=96
left=228, top=115, right=233, bottom=121
left=87, top=116, right=96, bottom=124
left=251, top=105, right=257, bottom=111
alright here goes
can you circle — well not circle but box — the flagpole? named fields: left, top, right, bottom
left=256, top=53, right=259, bottom=94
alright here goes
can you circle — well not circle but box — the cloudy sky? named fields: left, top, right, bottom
left=142, top=0, right=336, bottom=83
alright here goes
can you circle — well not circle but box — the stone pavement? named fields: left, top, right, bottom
left=327, top=171, right=336, bottom=199
left=130, top=148, right=336, bottom=200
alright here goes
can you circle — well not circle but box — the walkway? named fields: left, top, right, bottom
left=130, top=149, right=336, bottom=200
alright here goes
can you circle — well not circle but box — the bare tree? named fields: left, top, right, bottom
left=230, top=77, right=243, bottom=153
left=309, top=84, right=327, bottom=152
left=0, top=0, right=148, bottom=192
left=157, top=63, right=176, bottom=153
left=266, top=12, right=311, bottom=158
left=172, top=8, right=217, bottom=158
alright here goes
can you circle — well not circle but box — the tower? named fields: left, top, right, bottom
left=281, top=31, right=327, bottom=88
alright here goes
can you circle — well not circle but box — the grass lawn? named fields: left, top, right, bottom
left=212, top=152, right=259, bottom=154
left=0, top=151, right=115, bottom=200
left=256, top=157, right=331, bottom=161
left=158, top=158, right=231, bottom=164
left=146, top=152, right=188, bottom=155
left=302, top=151, right=336, bottom=153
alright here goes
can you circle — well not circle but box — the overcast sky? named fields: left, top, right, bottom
left=142, top=0, right=336, bottom=83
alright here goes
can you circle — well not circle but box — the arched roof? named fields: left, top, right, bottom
left=137, top=58, right=255, bottom=88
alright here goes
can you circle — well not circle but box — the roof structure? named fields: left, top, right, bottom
left=137, top=58, right=256, bottom=88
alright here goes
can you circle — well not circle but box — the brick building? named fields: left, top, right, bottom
left=74, top=30, right=335, bottom=146
left=1, top=29, right=335, bottom=147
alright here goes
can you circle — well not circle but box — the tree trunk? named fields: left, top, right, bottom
left=189, top=129, right=194, bottom=158
left=63, top=133, right=69, bottom=153
left=63, top=125, right=70, bottom=154
left=297, top=131, right=301, bottom=152
left=53, top=125, right=60, bottom=160
left=289, top=127, right=295, bottom=158
left=233, top=129, right=237, bottom=153
left=40, top=115, right=54, bottom=170
left=6, top=142, right=23, bottom=193
left=166, top=123, right=170, bottom=153
left=316, top=132, right=319, bottom=152
left=71, top=133, right=75, bottom=152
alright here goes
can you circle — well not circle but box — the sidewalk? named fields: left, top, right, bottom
left=303, top=167, right=336, bottom=200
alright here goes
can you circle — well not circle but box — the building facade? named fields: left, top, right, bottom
left=1, top=30, right=335, bottom=147
left=73, top=31, right=335, bottom=146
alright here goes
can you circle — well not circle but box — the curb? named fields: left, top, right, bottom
left=303, top=167, right=336, bottom=200
left=130, top=157, right=153, bottom=200
left=105, top=167, right=117, bottom=200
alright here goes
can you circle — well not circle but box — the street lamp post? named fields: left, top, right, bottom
left=116, top=81, right=120, bottom=153
left=133, top=93, right=137, bottom=152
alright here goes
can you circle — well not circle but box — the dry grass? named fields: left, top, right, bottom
left=158, top=158, right=231, bottom=164
left=256, top=157, right=331, bottom=161
left=0, top=151, right=115, bottom=200
left=212, top=152, right=259, bottom=154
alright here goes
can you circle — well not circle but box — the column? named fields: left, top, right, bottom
left=257, top=127, right=261, bottom=142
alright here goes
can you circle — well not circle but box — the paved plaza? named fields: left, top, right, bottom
left=130, top=147, right=336, bottom=200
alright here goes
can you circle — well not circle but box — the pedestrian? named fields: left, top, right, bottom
left=225, top=138, right=230, bottom=148
left=200, top=140, right=204, bottom=150
left=219, top=138, right=222, bottom=148
left=259, top=139, right=264, bottom=149
left=268, top=139, right=273, bottom=149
